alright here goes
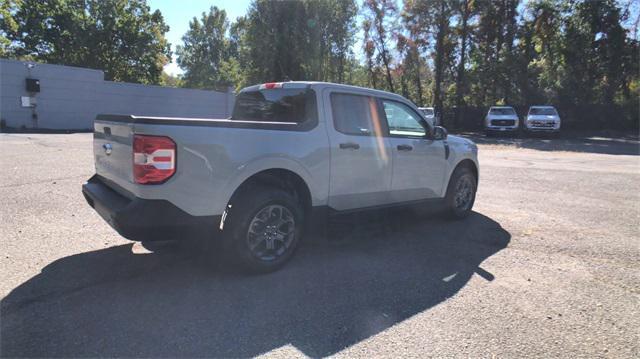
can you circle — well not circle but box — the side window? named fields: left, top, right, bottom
left=330, top=93, right=381, bottom=136
left=381, top=100, right=426, bottom=137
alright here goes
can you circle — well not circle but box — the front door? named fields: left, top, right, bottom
left=380, top=99, right=448, bottom=202
left=325, top=91, right=393, bottom=211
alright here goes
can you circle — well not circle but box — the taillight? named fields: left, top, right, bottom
left=132, top=135, right=176, bottom=184
left=259, top=82, right=283, bottom=89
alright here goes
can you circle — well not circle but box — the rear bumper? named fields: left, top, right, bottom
left=82, top=175, right=219, bottom=241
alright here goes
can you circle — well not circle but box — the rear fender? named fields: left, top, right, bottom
left=217, top=156, right=324, bottom=215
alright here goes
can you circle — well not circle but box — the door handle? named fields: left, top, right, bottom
left=339, top=142, right=360, bottom=150
left=397, top=144, right=413, bottom=151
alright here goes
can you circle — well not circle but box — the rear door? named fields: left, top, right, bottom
left=380, top=99, right=447, bottom=202
left=324, top=91, right=393, bottom=210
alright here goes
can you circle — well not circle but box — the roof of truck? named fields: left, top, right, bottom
left=240, top=81, right=408, bottom=101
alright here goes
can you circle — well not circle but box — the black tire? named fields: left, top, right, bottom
left=444, top=166, right=477, bottom=219
left=222, top=184, right=304, bottom=273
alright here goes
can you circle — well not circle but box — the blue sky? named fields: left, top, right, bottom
left=148, top=0, right=253, bottom=75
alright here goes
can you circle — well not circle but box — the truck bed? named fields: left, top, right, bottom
left=92, top=113, right=329, bottom=218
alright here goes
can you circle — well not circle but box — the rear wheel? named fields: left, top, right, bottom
left=223, top=185, right=303, bottom=273
left=444, top=166, right=477, bottom=219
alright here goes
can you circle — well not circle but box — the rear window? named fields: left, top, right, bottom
left=490, top=108, right=516, bottom=115
left=232, top=88, right=316, bottom=123
left=330, top=93, right=380, bottom=136
left=529, top=107, right=558, bottom=115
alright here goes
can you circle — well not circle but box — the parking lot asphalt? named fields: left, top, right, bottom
left=1, top=133, right=639, bottom=358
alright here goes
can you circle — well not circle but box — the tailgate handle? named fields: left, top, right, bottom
left=397, top=144, right=413, bottom=151
left=104, top=127, right=111, bottom=136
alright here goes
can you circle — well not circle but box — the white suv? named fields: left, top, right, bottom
left=484, top=106, right=519, bottom=134
left=525, top=106, right=561, bottom=133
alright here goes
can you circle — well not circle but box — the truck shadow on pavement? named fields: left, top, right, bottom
left=1, top=211, right=510, bottom=357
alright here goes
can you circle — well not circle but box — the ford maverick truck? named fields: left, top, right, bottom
left=82, top=82, right=479, bottom=272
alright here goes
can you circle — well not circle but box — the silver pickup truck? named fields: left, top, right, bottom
left=82, top=81, right=479, bottom=272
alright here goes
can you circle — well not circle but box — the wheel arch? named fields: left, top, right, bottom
left=453, top=159, right=478, bottom=184
left=226, top=168, right=313, bottom=218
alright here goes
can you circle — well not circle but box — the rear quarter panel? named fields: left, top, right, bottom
left=129, top=122, right=331, bottom=217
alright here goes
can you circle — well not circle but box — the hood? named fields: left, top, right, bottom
left=447, top=135, right=478, bottom=157
left=527, top=114, right=559, bottom=120
left=448, top=134, right=474, bottom=146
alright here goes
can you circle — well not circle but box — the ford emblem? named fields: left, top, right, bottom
left=103, top=143, right=113, bottom=155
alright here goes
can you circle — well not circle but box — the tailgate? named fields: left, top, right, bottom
left=93, top=116, right=134, bottom=194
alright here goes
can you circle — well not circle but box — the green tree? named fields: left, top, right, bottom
left=239, top=0, right=309, bottom=83
left=467, top=0, right=520, bottom=105
left=453, top=0, right=476, bottom=126
left=2, top=0, right=171, bottom=84
left=0, top=0, right=21, bottom=57
left=176, top=6, right=237, bottom=90
left=362, top=0, right=398, bottom=92
left=234, top=0, right=357, bottom=86
left=396, top=33, right=425, bottom=104
left=160, top=72, right=182, bottom=87
left=562, top=0, right=629, bottom=105
left=403, top=0, right=455, bottom=114
left=516, top=0, right=566, bottom=104
left=363, top=19, right=379, bottom=88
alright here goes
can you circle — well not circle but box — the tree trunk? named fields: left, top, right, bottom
left=413, top=46, right=424, bottom=105
left=502, top=0, right=517, bottom=103
left=454, top=0, right=470, bottom=129
left=380, top=45, right=395, bottom=92
left=367, top=57, right=378, bottom=89
left=433, top=0, right=447, bottom=120
left=401, top=71, right=410, bottom=100
left=493, top=1, right=505, bottom=103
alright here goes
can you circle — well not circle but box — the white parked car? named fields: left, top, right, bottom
left=484, top=106, right=519, bottom=134
left=525, top=106, right=561, bottom=133
left=418, top=107, right=440, bottom=126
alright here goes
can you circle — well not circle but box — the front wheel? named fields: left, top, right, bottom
left=444, top=166, right=477, bottom=219
left=223, top=185, right=304, bottom=273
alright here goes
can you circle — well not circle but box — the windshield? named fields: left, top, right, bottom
left=489, top=108, right=516, bottom=115
left=232, top=88, right=314, bottom=123
left=529, top=107, right=558, bottom=115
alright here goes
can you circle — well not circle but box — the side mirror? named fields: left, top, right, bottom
left=433, top=126, right=448, bottom=140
